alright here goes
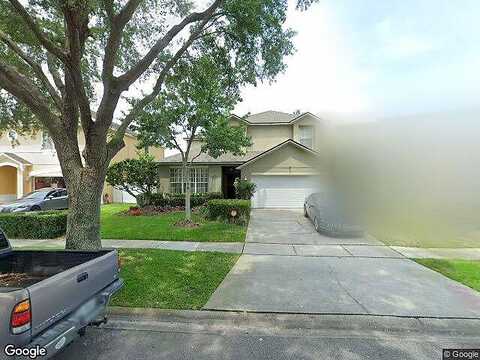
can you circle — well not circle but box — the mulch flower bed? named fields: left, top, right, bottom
left=174, top=219, right=201, bottom=228
left=123, top=206, right=204, bottom=217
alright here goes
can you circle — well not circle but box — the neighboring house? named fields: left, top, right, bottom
left=0, top=127, right=164, bottom=203
left=158, top=111, right=328, bottom=208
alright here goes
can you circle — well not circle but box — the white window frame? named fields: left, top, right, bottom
left=298, top=125, right=314, bottom=148
left=169, top=167, right=209, bottom=194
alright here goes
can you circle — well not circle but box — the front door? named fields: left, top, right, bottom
left=222, top=167, right=241, bottom=199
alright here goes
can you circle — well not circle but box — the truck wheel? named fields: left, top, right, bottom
left=79, top=327, right=86, bottom=337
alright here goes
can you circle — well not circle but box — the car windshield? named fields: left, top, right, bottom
left=22, top=191, right=48, bottom=200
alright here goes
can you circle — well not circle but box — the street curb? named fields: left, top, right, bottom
left=106, top=307, right=480, bottom=336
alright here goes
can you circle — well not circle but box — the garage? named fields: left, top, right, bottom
left=251, top=175, right=319, bottom=208
left=238, top=140, right=323, bottom=209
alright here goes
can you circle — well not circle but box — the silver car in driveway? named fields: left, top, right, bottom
left=0, top=187, right=69, bottom=213
left=304, top=192, right=364, bottom=237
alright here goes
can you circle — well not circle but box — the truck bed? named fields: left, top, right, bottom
left=0, top=250, right=110, bottom=290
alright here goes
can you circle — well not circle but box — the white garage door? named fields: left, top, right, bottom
left=251, top=175, right=320, bottom=208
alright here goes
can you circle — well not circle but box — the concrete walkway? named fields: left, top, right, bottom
left=205, top=209, right=480, bottom=317
left=10, top=238, right=244, bottom=253
left=10, top=238, right=480, bottom=259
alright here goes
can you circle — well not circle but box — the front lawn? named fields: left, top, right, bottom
left=111, top=249, right=238, bottom=309
left=415, top=259, right=480, bottom=292
left=101, top=204, right=247, bottom=242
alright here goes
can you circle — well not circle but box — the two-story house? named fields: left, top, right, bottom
left=0, top=126, right=164, bottom=203
left=157, top=111, right=326, bottom=208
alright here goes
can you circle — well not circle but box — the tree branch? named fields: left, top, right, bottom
left=116, top=0, right=223, bottom=89
left=0, top=30, right=62, bottom=109
left=0, top=60, right=60, bottom=134
left=63, top=6, right=94, bottom=133
left=47, top=54, right=65, bottom=97
left=8, top=0, right=66, bottom=61
left=102, top=0, right=143, bottom=82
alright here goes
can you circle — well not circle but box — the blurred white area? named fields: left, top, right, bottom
left=328, top=109, right=480, bottom=247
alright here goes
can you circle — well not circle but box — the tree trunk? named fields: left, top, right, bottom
left=183, top=163, right=192, bottom=221
left=64, top=167, right=105, bottom=250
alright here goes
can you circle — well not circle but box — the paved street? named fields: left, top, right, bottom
left=55, top=311, right=480, bottom=360
left=206, top=209, right=480, bottom=316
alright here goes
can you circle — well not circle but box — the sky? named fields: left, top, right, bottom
left=233, top=0, right=480, bottom=120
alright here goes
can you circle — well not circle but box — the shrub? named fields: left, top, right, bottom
left=0, top=210, right=68, bottom=239
left=145, top=192, right=223, bottom=208
left=234, top=178, right=256, bottom=200
left=206, top=199, right=251, bottom=224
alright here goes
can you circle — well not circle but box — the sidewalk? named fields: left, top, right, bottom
left=10, top=238, right=244, bottom=254
left=9, top=238, right=480, bottom=259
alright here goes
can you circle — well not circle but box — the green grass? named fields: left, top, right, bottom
left=110, top=249, right=239, bottom=309
left=415, top=259, right=480, bottom=292
left=100, top=204, right=247, bottom=242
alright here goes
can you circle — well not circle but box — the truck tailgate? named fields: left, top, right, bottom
left=27, top=250, right=119, bottom=337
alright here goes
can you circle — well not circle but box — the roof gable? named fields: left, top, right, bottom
left=236, top=139, right=319, bottom=169
left=231, top=111, right=323, bottom=125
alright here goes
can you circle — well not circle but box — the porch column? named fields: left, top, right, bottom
left=16, top=166, right=23, bottom=198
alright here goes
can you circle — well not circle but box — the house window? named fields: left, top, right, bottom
left=170, top=167, right=209, bottom=194
left=298, top=125, right=314, bottom=148
left=41, top=130, right=54, bottom=150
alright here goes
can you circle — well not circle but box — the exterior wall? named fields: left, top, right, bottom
left=157, top=165, right=222, bottom=194
left=0, top=166, right=17, bottom=196
left=241, top=144, right=321, bottom=179
left=292, top=114, right=322, bottom=151
left=158, top=166, right=170, bottom=193
left=247, top=125, right=292, bottom=151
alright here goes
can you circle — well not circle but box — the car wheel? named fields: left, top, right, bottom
left=31, top=205, right=41, bottom=212
left=313, top=217, right=320, bottom=232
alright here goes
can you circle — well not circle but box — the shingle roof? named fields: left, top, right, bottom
left=243, top=111, right=296, bottom=124
left=159, top=151, right=263, bottom=164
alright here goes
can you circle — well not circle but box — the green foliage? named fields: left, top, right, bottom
left=0, top=210, right=67, bottom=239
left=0, top=0, right=315, bottom=135
left=134, top=53, right=252, bottom=158
left=234, top=178, right=256, bottom=200
left=206, top=199, right=251, bottom=225
left=106, top=152, right=160, bottom=203
left=145, top=192, right=223, bottom=208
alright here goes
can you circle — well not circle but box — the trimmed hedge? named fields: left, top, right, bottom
left=206, top=199, right=251, bottom=225
left=0, top=210, right=68, bottom=239
left=139, top=192, right=223, bottom=208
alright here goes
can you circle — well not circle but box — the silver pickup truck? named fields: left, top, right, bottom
left=0, top=228, right=123, bottom=359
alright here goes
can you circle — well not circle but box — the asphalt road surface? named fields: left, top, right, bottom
left=54, top=311, right=480, bottom=360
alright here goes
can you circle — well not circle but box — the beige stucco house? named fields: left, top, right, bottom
left=158, top=111, right=327, bottom=208
left=0, top=127, right=164, bottom=203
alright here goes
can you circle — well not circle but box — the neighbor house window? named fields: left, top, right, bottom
left=170, top=167, right=209, bottom=194
left=41, top=130, right=54, bottom=150
left=298, top=125, right=314, bottom=148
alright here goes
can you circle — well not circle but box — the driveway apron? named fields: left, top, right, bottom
left=205, top=209, right=480, bottom=318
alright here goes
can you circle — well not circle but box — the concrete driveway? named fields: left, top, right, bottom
left=205, top=209, right=480, bottom=317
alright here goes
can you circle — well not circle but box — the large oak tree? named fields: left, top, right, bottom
left=0, top=0, right=317, bottom=250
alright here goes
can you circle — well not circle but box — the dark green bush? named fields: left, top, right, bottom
left=206, top=199, right=251, bottom=224
left=145, top=192, right=223, bottom=208
left=0, top=210, right=68, bottom=239
left=234, top=178, right=256, bottom=200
